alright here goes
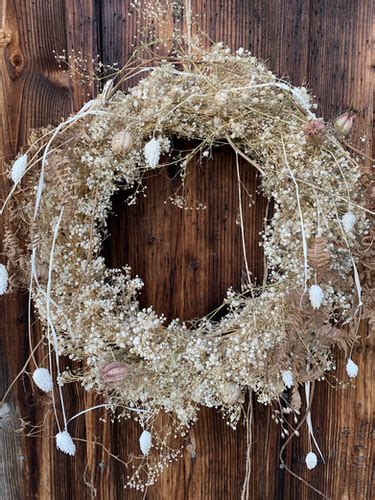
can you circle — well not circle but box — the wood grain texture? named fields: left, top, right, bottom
left=0, top=1, right=70, bottom=499
left=0, top=1, right=373, bottom=499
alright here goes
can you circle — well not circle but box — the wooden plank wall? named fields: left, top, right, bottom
left=0, top=1, right=373, bottom=499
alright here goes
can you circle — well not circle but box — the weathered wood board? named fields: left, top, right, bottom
left=0, top=1, right=373, bottom=499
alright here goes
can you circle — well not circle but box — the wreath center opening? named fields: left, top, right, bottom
left=103, top=143, right=269, bottom=322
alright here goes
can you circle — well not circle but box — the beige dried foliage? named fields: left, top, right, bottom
left=3, top=214, right=30, bottom=288
left=44, top=154, right=70, bottom=182
left=284, top=288, right=312, bottom=333
left=315, top=324, right=349, bottom=352
left=3, top=228, right=21, bottom=260
left=307, top=237, right=331, bottom=269
left=290, top=386, right=302, bottom=414
left=284, top=307, right=305, bottom=334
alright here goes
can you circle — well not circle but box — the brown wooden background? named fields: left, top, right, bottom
left=0, top=1, right=374, bottom=499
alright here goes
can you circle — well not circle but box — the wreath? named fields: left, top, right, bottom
left=1, top=43, right=371, bottom=489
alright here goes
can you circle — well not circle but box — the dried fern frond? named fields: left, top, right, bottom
left=308, top=237, right=331, bottom=269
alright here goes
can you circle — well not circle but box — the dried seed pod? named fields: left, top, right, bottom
left=221, top=382, right=242, bottom=405
left=334, top=112, right=354, bottom=136
left=308, top=237, right=331, bottom=269
left=111, top=130, right=133, bottom=155
left=102, top=361, right=130, bottom=388
left=303, top=120, right=326, bottom=143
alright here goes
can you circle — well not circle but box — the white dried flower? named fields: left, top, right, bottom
left=305, top=451, right=317, bottom=470
left=281, top=370, right=294, bottom=389
left=309, top=284, right=324, bottom=310
left=32, top=367, right=53, bottom=392
left=292, top=87, right=312, bottom=112
left=11, top=154, right=28, bottom=183
left=139, top=430, right=152, bottom=455
left=346, top=358, right=358, bottom=378
left=144, top=138, right=160, bottom=168
left=342, top=212, right=356, bottom=233
left=0, top=264, right=8, bottom=295
left=56, top=430, right=76, bottom=456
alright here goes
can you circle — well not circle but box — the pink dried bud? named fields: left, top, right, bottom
left=101, top=362, right=129, bottom=388
left=303, top=120, right=326, bottom=142
left=334, top=112, right=354, bottom=136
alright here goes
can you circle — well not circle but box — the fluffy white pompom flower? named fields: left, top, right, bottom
left=11, top=154, right=28, bottom=184
left=144, top=138, right=160, bottom=168
left=56, top=430, right=76, bottom=456
left=139, top=430, right=152, bottom=455
left=346, top=358, right=358, bottom=378
left=281, top=370, right=294, bottom=389
left=0, top=264, right=9, bottom=295
left=305, top=451, right=318, bottom=470
left=32, top=368, right=53, bottom=392
left=342, top=211, right=356, bottom=234
left=309, top=284, right=324, bottom=310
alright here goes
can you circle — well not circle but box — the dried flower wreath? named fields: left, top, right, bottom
left=1, top=43, right=372, bottom=490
